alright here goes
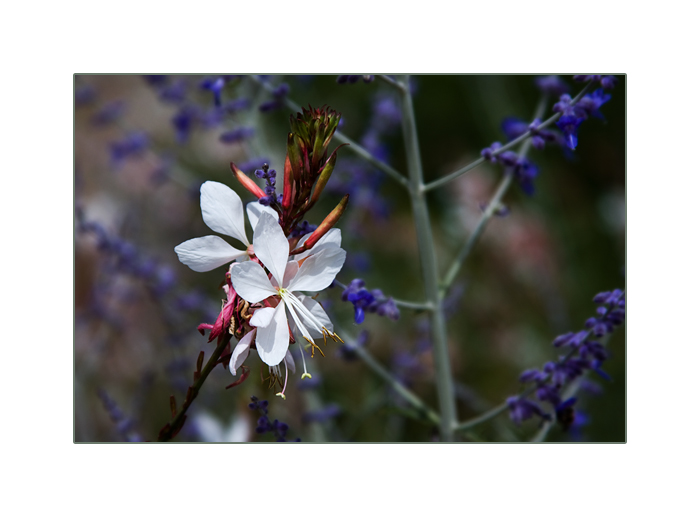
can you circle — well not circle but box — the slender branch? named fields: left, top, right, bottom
left=377, top=75, right=405, bottom=91
left=423, top=80, right=596, bottom=192
left=247, top=75, right=409, bottom=188
left=399, top=75, right=458, bottom=441
left=439, top=173, right=513, bottom=296
left=157, top=336, right=231, bottom=441
left=439, top=92, right=552, bottom=295
left=453, top=402, right=509, bottom=432
left=392, top=299, right=433, bottom=311
left=344, top=333, right=440, bottom=426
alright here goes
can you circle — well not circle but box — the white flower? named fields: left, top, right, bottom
left=174, top=181, right=276, bottom=272
left=228, top=328, right=297, bottom=399
left=229, top=212, right=346, bottom=372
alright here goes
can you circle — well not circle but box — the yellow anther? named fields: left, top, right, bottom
left=334, top=333, right=344, bottom=344
left=301, top=373, right=312, bottom=380
left=275, top=392, right=286, bottom=400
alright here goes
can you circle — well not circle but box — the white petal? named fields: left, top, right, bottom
left=229, top=331, right=254, bottom=375
left=250, top=306, right=275, bottom=328
left=284, top=350, right=296, bottom=374
left=294, top=228, right=342, bottom=261
left=300, top=295, right=334, bottom=335
left=287, top=247, right=346, bottom=293
left=253, top=212, right=289, bottom=287
left=283, top=261, right=300, bottom=288
left=229, top=261, right=276, bottom=303
left=200, top=181, right=249, bottom=246
left=255, top=303, right=290, bottom=366
left=246, top=202, right=278, bottom=233
left=175, top=236, right=247, bottom=272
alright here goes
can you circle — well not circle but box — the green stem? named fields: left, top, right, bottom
left=399, top=75, right=457, bottom=441
left=423, top=80, right=596, bottom=192
left=350, top=338, right=440, bottom=427
left=439, top=93, right=551, bottom=295
left=377, top=75, right=404, bottom=91
left=247, top=75, right=409, bottom=188
left=454, top=402, right=509, bottom=432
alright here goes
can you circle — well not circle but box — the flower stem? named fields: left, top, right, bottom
left=247, top=75, right=409, bottom=188
left=423, top=80, right=596, bottom=192
left=157, top=335, right=231, bottom=441
left=377, top=75, right=405, bottom=91
left=348, top=336, right=441, bottom=427
left=399, top=75, right=458, bottom=441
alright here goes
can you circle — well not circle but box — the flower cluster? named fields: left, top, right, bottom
left=534, top=75, right=570, bottom=97
left=97, top=389, right=142, bottom=442
left=258, top=81, right=290, bottom=112
left=109, top=131, right=149, bottom=169
left=176, top=106, right=351, bottom=399
left=507, top=289, right=626, bottom=427
left=480, top=143, right=540, bottom=196
left=336, top=75, right=375, bottom=84
left=554, top=86, right=614, bottom=150
left=340, top=279, right=400, bottom=324
left=254, top=164, right=280, bottom=206
left=501, top=117, right=560, bottom=151
left=248, top=396, right=299, bottom=442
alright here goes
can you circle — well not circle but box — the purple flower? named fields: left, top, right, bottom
left=258, top=81, right=289, bottom=112
left=535, top=75, right=569, bottom=96
left=508, top=288, right=625, bottom=426
left=200, top=76, right=227, bottom=106
left=91, top=100, right=125, bottom=126
left=248, top=396, right=298, bottom=442
left=172, top=105, right=199, bottom=144
left=219, top=127, right=255, bottom=144
left=303, top=404, right=342, bottom=423
left=556, top=115, right=584, bottom=150
left=75, top=84, right=97, bottom=106
left=341, top=279, right=400, bottom=324
left=481, top=142, right=503, bottom=163
left=507, top=396, right=550, bottom=425
left=337, top=75, right=375, bottom=84
left=576, top=89, right=612, bottom=120
left=223, top=98, right=251, bottom=114
left=109, top=131, right=149, bottom=168
left=573, top=75, right=617, bottom=90
left=158, top=78, right=189, bottom=104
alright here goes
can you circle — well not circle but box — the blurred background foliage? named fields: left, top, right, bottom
left=74, top=74, right=625, bottom=442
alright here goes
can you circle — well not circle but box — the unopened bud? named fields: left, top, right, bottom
left=230, top=162, right=265, bottom=199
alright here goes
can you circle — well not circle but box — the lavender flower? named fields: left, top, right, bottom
left=303, top=404, right=342, bottom=423
left=258, top=82, right=289, bottom=112
left=109, top=131, right=149, bottom=169
left=535, top=75, right=569, bottom=97
left=97, top=389, right=142, bottom=442
left=573, top=75, right=617, bottom=90
left=218, top=126, right=255, bottom=144
left=200, top=76, right=227, bottom=106
left=91, top=100, right=125, bottom=126
left=506, top=288, right=625, bottom=427
left=248, top=396, right=299, bottom=442
left=341, top=279, right=400, bottom=324
left=554, top=87, right=612, bottom=150
left=254, top=163, right=278, bottom=206
left=336, top=75, right=375, bottom=84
